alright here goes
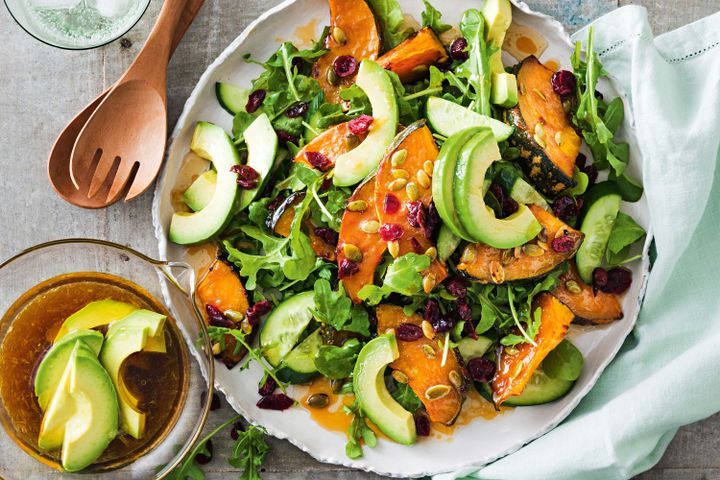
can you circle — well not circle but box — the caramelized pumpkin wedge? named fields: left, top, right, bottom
left=337, top=177, right=387, bottom=302
left=506, top=56, right=581, bottom=196
left=313, top=0, right=381, bottom=103
left=376, top=305, right=465, bottom=425
left=492, top=293, right=574, bottom=405
left=458, top=205, right=583, bottom=283
left=374, top=122, right=447, bottom=285
left=553, top=261, right=623, bottom=324
left=268, top=192, right=336, bottom=261
left=294, top=122, right=367, bottom=171
left=197, top=258, right=251, bottom=366
left=376, top=27, right=448, bottom=83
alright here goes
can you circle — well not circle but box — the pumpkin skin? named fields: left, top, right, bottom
left=337, top=177, right=387, bottom=303
left=492, top=293, right=574, bottom=405
left=376, top=27, right=449, bottom=83
left=553, top=261, right=623, bottom=324
left=313, top=0, right=381, bottom=103
left=268, top=192, right=336, bottom=261
left=457, top=205, right=583, bottom=284
left=374, top=123, right=448, bottom=286
left=505, top=56, right=581, bottom=196
left=294, top=121, right=367, bottom=171
left=375, top=305, right=465, bottom=425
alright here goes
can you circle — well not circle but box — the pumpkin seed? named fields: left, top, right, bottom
left=423, top=160, right=434, bottom=176
left=504, top=346, right=519, bottom=356
left=461, top=245, right=477, bottom=263
left=514, top=246, right=523, bottom=258
left=388, top=240, right=400, bottom=258
left=425, top=384, right=451, bottom=400
left=211, top=342, right=221, bottom=356
left=406, top=182, right=419, bottom=201
left=391, top=370, right=409, bottom=384
left=331, top=26, right=347, bottom=45
left=307, top=393, right=329, bottom=409
left=388, top=178, right=407, bottom=191
left=331, top=379, right=345, bottom=393
left=534, top=122, right=545, bottom=137
left=555, top=131, right=563, bottom=146
left=343, top=243, right=363, bottom=262
left=562, top=98, right=573, bottom=114
left=391, top=168, right=409, bottom=179
left=523, top=244, right=544, bottom=257
left=411, top=65, right=429, bottom=76
left=347, top=200, right=367, bottom=212
left=416, top=170, right=431, bottom=188
left=345, top=133, right=361, bottom=149
left=240, top=318, right=253, bottom=334
left=224, top=309, right=245, bottom=323
left=537, top=241, right=549, bottom=251
left=501, top=249, right=514, bottom=266
left=421, top=320, right=435, bottom=340
left=423, top=272, right=437, bottom=294
left=490, top=260, right=505, bottom=284
left=532, top=88, right=547, bottom=101
left=565, top=280, right=582, bottom=294
left=360, top=220, right=380, bottom=234
left=519, top=83, right=526, bottom=95
left=425, top=246, right=438, bottom=262
left=449, top=370, right=463, bottom=389
left=512, top=362, right=523, bottom=379
left=422, top=344, right=437, bottom=359
left=326, top=67, right=339, bottom=86
left=391, top=148, right=408, bottom=166
left=533, top=133, right=547, bottom=149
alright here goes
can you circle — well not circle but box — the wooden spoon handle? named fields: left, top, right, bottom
left=170, top=0, right=205, bottom=55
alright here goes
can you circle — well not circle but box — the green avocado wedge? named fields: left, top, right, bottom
left=238, top=113, right=278, bottom=210
left=453, top=129, right=541, bottom=248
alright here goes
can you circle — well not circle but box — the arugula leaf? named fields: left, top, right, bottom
left=313, top=279, right=371, bottom=336
left=421, top=0, right=451, bottom=33
left=606, top=212, right=646, bottom=265
left=390, top=382, right=422, bottom=412
left=314, top=339, right=363, bottom=379
left=542, top=339, right=584, bottom=381
left=365, top=0, right=414, bottom=51
left=228, top=424, right=270, bottom=480
left=358, top=253, right=431, bottom=305
left=456, top=9, right=493, bottom=116
left=344, top=401, right=377, bottom=459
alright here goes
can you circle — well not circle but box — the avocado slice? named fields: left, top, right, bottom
left=491, top=72, right=519, bottom=108
left=38, top=341, right=119, bottom=472
left=238, top=113, right=278, bottom=210
left=482, top=0, right=518, bottom=107
left=333, top=60, right=398, bottom=186
left=183, top=170, right=217, bottom=212
left=100, top=311, right=167, bottom=439
left=453, top=129, right=541, bottom=248
left=54, top=300, right=137, bottom=342
left=34, top=330, right=104, bottom=411
left=353, top=334, right=416, bottom=445
left=169, top=121, right=242, bottom=245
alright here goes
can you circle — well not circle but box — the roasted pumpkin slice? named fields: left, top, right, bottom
left=374, top=123, right=447, bottom=286
left=267, top=192, right=336, bottom=261
left=492, top=293, right=574, bottom=405
left=505, top=56, right=581, bottom=196
left=458, top=205, right=583, bottom=283
left=376, top=305, right=465, bottom=425
left=294, top=121, right=368, bottom=171
left=197, top=258, right=252, bottom=366
left=313, top=0, right=381, bottom=103
left=553, top=261, right=623, bottom=324
left=337, top=178, right=387, bottom=303
left=376, top=27, right=449, bottom=83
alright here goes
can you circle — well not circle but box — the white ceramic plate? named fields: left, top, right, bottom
left=153, top=1, right=651, bottom=477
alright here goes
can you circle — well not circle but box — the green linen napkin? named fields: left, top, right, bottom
left=438, top=5, right=720, bottom=480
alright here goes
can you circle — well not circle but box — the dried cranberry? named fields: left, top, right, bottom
left=501, top=196, right=519, bottom=218
left=406, top=201, right=427, bottom=230
left=604, top=267, right=633, bottom=294
left=409, top=237, right=423, bottom=254
left=245, top=89, right=266, bottom=113
left=433, top=316, right=454, bottom=333
left=424, top=299, right=441, bottom=324
left=230, top=421, right=244, bottom=441
left=259, top=376, right=278, bottom=396
left=396, top=323, right=423, bottom=341
left=320, top=176, right=332, bottom=191
left=456, top=299, right=472, bottom=323
left=305, top=151, right=332, bottom=171
left=314, top=227, right=338, bottom=247
left=551, top=235, right=577, bottom=253
left=592, top=267, right=608, bottom=292
left=467, top=357, right=495, bottom=383
left=333, top=55, right=358, bottom=77
left=383, top=193, right=401, bottom=215
left=206, top=304, right=233, bottom=328
left=338, top=258, right=360, bottom=278
left=552, top=195, right=578, bottom=222
left=257, top=393, right=294, bottom=410
left=378, top=223, right=404, bottom=242
left=581, top=164, right=599, bottom=185
left=348, top=114, right=374, bottom=135
left=551, top=70, right=577, bottom=96
left=425, top=202, right=441, bottom=240
left=195, top=439, right=213, bottom=464
left=462, top=319, right=479, bottom=340
left=445, top=277, right=467, bottom=299
left=201, top=391, right=221, bottom=411
left=450, top=38, right=469, bottom=61
left=286, top=101, right=309, bottom=118
left=246, top=300, right=272, bottom=326
left=276, top=129, right=299, bottom=145
left=414, top=412, right=431, bottom=436
left=231, top=164, right=260, bottom=190
left=576, top=153, right=587, bottom=169
left=489, top=183, right=504, bottom=202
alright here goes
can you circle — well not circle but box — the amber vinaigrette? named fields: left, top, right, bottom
left=0, top=272, right=189, bottom=471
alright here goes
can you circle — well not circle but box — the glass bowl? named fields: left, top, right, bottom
left=3, top=0, right=151, bottom=50
left=0, top=239, right=214, bottom=479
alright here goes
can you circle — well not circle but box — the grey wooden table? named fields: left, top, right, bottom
left=1, top=0, right=718, bottom=478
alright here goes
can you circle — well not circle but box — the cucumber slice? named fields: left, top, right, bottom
left=457, top=336, right=493, bottom=361
left=576, top=182, right=622, bottom=283
left=276, top=329, right=322, bottom=384
left=260, top=291, right=315, bottom=367
left=426, top=97, right=513, bottom=141
left=239, top=113, right=278, bottom=210
left=476, top=369, right=574, bottom=406
left=436, top=224, right=462, bottom=262
left=216, top=82, right=249, bottom=115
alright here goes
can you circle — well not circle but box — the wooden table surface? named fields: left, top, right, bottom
left=1, top=0, right=718, bottom=478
